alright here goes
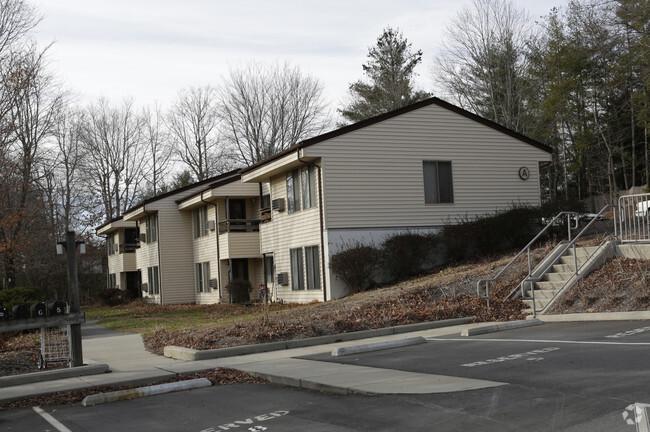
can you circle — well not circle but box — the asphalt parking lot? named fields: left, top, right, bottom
left=4, top=321, right=650, bottom=431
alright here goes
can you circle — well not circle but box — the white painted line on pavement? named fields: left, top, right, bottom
left=428, top=337, right=650, bottom=346
left=461, top=347, right=559, bottom=367
left=605, top=326, right=650, bottom=338
left=33, top=406, right=72, bottom=432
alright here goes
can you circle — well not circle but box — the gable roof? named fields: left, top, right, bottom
left=241, top=96, right=552, bottom=174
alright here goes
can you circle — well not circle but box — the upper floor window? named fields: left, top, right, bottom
left=423, top=161, right=454, bottom=204
left=193, top=205, right=208, bottom=238
left=146, top=214, right=158, bottom=243
left=287, top=165, right=316, bottom=213
left=107, top=233, right=116, bottom=255
left=286, top=170, right=301, bottom=213
left=301, top=165, right=316, bottom=209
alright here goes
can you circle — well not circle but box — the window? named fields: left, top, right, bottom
left=304, top=246, right=320, bottom=290
left=196, top=262, right=211, bottom=293
left=193, top=206, right=208, bottom=238
left=264, top=255, right=274, bottom=286
left=107, top=233, right=116, bottom=255
left=423, top=161, right=454, bottom=204
left=146, top=214, right=158, bottom=243
left=286, top=170, right=301, bottom=213
left=147, top=266, right=160, bottom=295
left=108, top=273, right=117, bottom=289
left=261, top=194, right=271, bottom=209
left=301, top=165, right=317, bottom=209
left=290, top=248, right=304, bottom=290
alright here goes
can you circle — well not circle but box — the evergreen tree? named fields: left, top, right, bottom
left=339, top=26, right=430, bottom=124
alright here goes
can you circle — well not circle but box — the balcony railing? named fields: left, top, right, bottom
left=260, top=207, right=271, bottom=223
left=219, top=219, right=260, bottom=234
left=118, top=243, right=139, bottom=253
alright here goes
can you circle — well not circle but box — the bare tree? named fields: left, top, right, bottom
left=167, top=86, right=229, bottom=181
left=81, top=98, right=148, bottom=221
left=143, top=103, right=173, bottom=195
left=434, top=0, right=535, bottom=133
left=219, top=61, right=330, bottom=165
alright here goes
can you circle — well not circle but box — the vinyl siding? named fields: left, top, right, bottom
left=304, top=103, right=551, bottom=229
left=193, top=205, right=220, bottom=304
left=259, top=170, right=324, bottom=303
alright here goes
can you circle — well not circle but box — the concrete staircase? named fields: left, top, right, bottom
left=522, top=246, right=599, bottom=314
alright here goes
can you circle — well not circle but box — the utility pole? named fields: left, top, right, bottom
left=63, top=231, right=84, bottom=367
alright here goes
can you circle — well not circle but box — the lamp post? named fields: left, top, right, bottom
left=57, top=231, right=85, bottom=367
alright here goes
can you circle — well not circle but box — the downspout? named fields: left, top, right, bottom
left=297, top=147, right=328, bottom=302
left=200, top=192, right=222, bottom=301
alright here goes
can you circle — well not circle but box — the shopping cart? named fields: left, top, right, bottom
left=38, top=325, right=72, bottom=369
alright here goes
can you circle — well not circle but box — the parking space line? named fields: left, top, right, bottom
left=427, top=338, right=650, bottom=346
left=33, top=406, right=72, bottom=432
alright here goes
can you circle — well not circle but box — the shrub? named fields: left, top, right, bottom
left=227, top=279, right=252, bottom=304
left=329, top=242, right=380, bottom=294
left=442, top=204, right=548, bottom=262
left=0, top=287, right=46, bottom=311
left=381, top=232, right=440, bottom=280
left=98, top=288, right=133, bottom=307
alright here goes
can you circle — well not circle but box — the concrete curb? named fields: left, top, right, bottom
left=537, top=312, right=650, bottom=322
left=461, top=319, right=542, bottom=336
left=0, top=364, right=110, bottom=388
left=332, top=336, right=426, bottom=357
left=164, top=317, right=475, bottom=361
left=81, top=377, right=212, bottom=406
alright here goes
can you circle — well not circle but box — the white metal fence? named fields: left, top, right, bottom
left=619, top=193, right=650, bottom=243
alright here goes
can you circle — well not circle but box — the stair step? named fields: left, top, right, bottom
left=523, top=298, right=549, bottom=309
left=534, top=280, right=568, bottom=291
left=524, top=289, right=557, bottom=300
left=543, top=272, right=574, bottom=282
left=558, top=256, right=588, bottom=266
left=551, top=264, right=575, bottom=273
left=564, top=246, right=598, bottom=257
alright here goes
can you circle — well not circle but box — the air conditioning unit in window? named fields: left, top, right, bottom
left=139, top=233, right=147, bottom=243
left=141, top=283, right=148, bottom=293
left=206, top=220, right=216, bottom=231
left=276, top=272, right=289, bottom=286
left=272, top=198, right=285, bottom=212
left=209, top=278, right=218, bottom=289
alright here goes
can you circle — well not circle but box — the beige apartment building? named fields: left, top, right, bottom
left=97, top=97, right=552, bottom=305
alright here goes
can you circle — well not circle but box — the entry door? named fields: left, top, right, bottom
left=126, top=271, right=141, bottom=298
left=228, top=199, right=246, bottom=220
left=231, top=259, right=249, bottom=281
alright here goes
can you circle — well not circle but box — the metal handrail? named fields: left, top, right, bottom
left=476, top=211, right=579, bottom=308
left=521, top=204, right=618, bottom=317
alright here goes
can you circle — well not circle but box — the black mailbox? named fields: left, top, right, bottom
left=30, top=302, right=47, bottom=318
left=11, top=304, right=28, bottom=320
left=0, top=305, right=8, bottom=321
left=48, top=301, right=67, bottom=315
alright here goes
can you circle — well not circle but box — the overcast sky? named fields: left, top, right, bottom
left=32, top=0, right=563, bottom=115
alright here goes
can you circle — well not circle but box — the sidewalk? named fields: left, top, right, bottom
left=0, top=320, right=506, bottom=405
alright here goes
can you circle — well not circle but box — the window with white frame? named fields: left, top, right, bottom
left=423, top=161, right=454, bottom=204
left=196, top=262, right=211, bottom=293
left=107, top=233, right=116, bottom=255
left=108, top=273, right=117, bottom=289
left=286, top=170, right=301, bottom=213
left=146, top=214, right=158, bottom=243
left=301, top=165, right=317, bottom=209
left=147, top=266, right=160, bottom=295
left=304, top=245, right=320, bottom=290
left=193, top=205, right=209, bottom=238
left=290, top=248, right=304, bottom=290
left=290, top=245, right=320, bottom=291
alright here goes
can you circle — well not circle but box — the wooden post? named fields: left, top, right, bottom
left=66, top=231, right=83, bottom=367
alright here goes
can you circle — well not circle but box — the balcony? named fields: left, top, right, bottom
left=218, top=219, right=261, bottom=260
left=108, top=248, right=137, bottom=272
left=218, top=219, right=260, bottom=234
